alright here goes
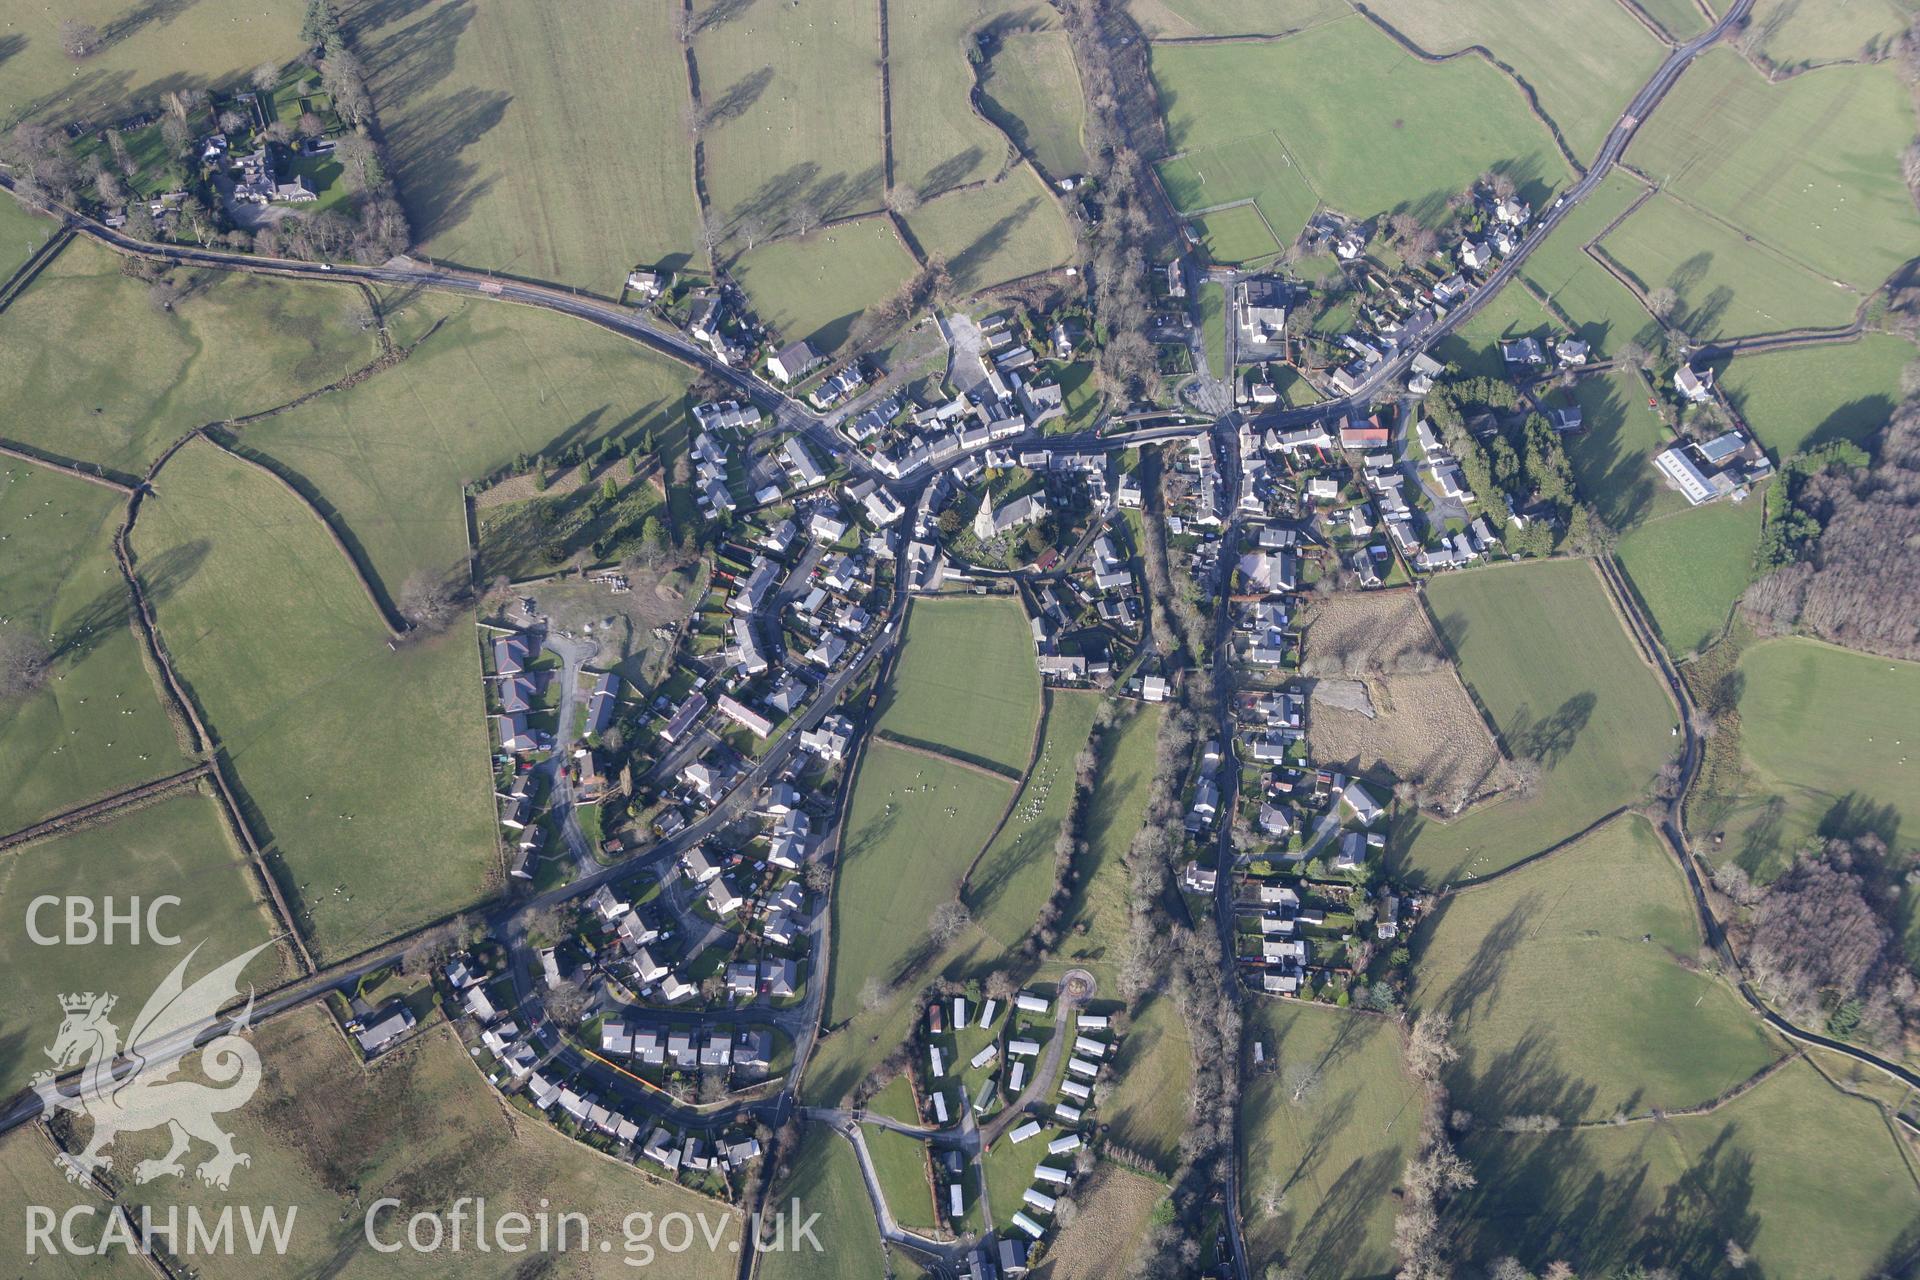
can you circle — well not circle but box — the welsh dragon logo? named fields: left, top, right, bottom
left=32, top=941, right=274, bottom=1189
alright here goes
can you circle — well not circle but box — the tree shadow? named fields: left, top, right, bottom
left=57, top=540, right=209, bottom=661
left=1437, top=897, right=1534, bottom=1025
left=1818, top=791, right=1900, bottom=849
left=701, top=65, right=773, bottom=129
left=1287, top=1149, right=1404, bottom=1280
left=1513, top=692, right=1594, bottom=769
left=1734, top=794, right=1787, bottom=876
left=99, top=0, right=199, bottom=50
left=917, top=147, right=987, bottom=199
left=692, top=0, right=759, bottom=35
left=357, top=0, right=476, bottom=105
left=0, top=33, right=25, bottom=68
left=382, top=90, right=509, bottom=243
left=949, top=195, right=1038, bottom=293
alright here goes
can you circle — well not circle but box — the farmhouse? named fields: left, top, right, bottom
left=1675, top=363, right=1715, bottom=403
left=768, top=341, right=822, bottom=385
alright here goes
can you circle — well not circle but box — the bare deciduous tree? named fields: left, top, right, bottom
left=58, top=19, right=101, bottom=59
left=0, top=632, right=51, bottom=700
left=398, top=570, right=462, bottom=633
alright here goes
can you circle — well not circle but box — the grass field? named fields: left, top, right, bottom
left=887, top=0, right=1015, bottom=197
left=1191, top=203, right=1285, bottom=266
left=1130, top=0, right=1352, bottom=38
left=1431, top=283, right=1559, bottom=379
left=1151, top=16, right=1570, bottom=226
left=825, top=743, right=1013, bottom=1022
left=1401, top=560, right=1677, bottom=884
left=344, top=0, right=700, bottom=291
left=1628, top=51, right=1920, bottom=293
left=878, top=595, right=1041, bottom=774
left=1056, top=702, right=1162, bottom=979
left=1414, top=815, right=1783, bottom=1123
left=1600, top=191, right=1863, bottom=339
left=979, top=28, right=1090, bottom=178
left=1745, top=0, right=1914, bottom=68
left=1035, top=1164, right=1169, bottom=1279
left=734, top=219, right=918, bottom=354
left=1725, top=637, right=1920, bottom=872
left=865, top=1126, right=938, bottom=1232
left=1456, top=1057, right=1920, bottom=1277
left=0, top=1127, right=149, bottom=1280
left=1631, top=0, right=1714, bottom=37
left=1159, top=130, right=1322, bottom=250
left=760, top=1127, right=886, bottom=1280
left=1199, top=280, right=1228, bottom=373
left=694, top=0, right=886, bottom=237
left=1239, top=1003, right=1423, bottom=1280
left=905, top=167, right=1077, bottom=295
left=0, top=0, right=304, bottom=130
left=967, top=692, right=1101, bottom=948
left=0, top=239, right=378, bottom=475
left=0, top=790, right=287, bottom=1101
left=1101, top=994, right=1193, bottom=1172
left=0, top=463, right=192, bottom=833
left=1357, top=0, right=1666, bottom=164
left=1519, top=170, right=1661, bottom=357
left=241, top=293, right=692, bottom=599
left=1564, top=367, right=1688, bottom=530
left=1616, top=497, right=1763, bottom=657
left=131, top=441, right=498, bottom=961
left=0, top=193, right=59, bottom=284
left=1718, top=332, right=1915, bottom=457
left=116, top=1008, right=740, bottom=1279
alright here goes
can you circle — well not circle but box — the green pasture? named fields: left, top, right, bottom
left=130, top=440, right=498, bottom=962
left=1239, top=1003, right=1422, bottom=1280
left=887, top=0, right=1014, bottom=197
left=1414, top=815, right=1783, bottom=1123
left=733, top=218, right=918, bottom=353
left=0, top=239, right=377, bottom=475
left=0, top=790, right=287, bottom=1101
left=1615, top=496, right=1762, bottom=657
left=0, top=463, right=191, bottom=833
left=1718, top=332, right=1915, bottom=457
left=1151, top=16, right=1570, bottom=226
left=906, top=167, right=1077, bottom=295
left=967, top=692, right=1101, bottom=949
left=1358, top=0, right=1666, bottom=163
left=1628, top=50, right=1920, bottom=291
left=0, top=193, right=59, bottom=284
left=0, top=0, right=304, bottom=130
left=693, top=0, right=886, bottom=236
left=241, top=293, right=692, bottom=599
left=1431, top=284, right=1559, bottom=379
left=1744, top=0, right=1914, bottom=69
left=979, top=28, right=1091, bottom=177
left=825, top=743, right=1013, bottom=1023
left=878, top=595, right=1041, bottom=774
left=1519, top=169, right=1660, bottom=357
left=1130, top=0, right=1351, bottom=38
left=346, top=0, right=702, bottom=290
left=1600, top=190, right=1861, bottom=339
left=1456, top=1058, right=1920, bottom=1278
left=1728, top=637, right=1920, bottom=872
left=1402, top=559, right=1677, bottom=883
